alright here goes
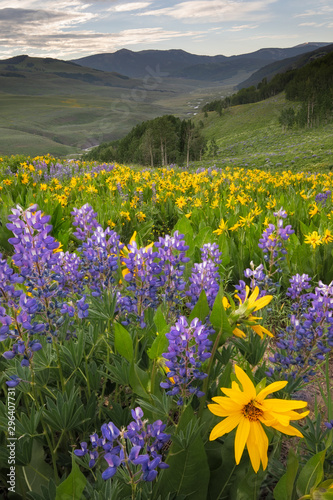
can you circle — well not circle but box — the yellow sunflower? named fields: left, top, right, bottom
left=224, top=286, right=273, bottom=339
left=209, top=365, right=309, bottom=472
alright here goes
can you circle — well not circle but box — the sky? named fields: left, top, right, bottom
left=0, top=0, right=332, bottom=60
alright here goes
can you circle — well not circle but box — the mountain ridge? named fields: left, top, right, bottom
left=71, top=43, right=331, bottom=82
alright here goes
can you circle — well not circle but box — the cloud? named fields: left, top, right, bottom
left=138, top=0, right=276, bottom=22
left=0, top=26, right=206, bottom=59
left=227, top=24, right=258, bottom=32
left=109, top=2, right=152, bottom=12
left=298, top=21, right=327, bottom=27
left=294, top=5, right=333, bottom=17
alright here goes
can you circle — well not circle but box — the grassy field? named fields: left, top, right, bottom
left=194, top=93, right=333, bottom=172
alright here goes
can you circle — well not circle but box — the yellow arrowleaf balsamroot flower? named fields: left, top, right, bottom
left=213, top=218, right=228, bottom=235
left=208, top=365, right=309, bottom=473
left=225, top=286, right=274, bottom=339
left=304, top=231, right=322, bottom=249
left=322, top=229, right=333, bottom=245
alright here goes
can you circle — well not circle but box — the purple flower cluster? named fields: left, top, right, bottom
left=121, top=243, right=162, bottom=327
left=154, top=231, right=190, bottom=310
left=186, top=243, right=222, bottom=309
left=243, top=208, right=295, bottom=294
left=80, top=226, right=122, bottom=297
left=1, top=206, right=92, bottom=385
left=161, top=316, right=212, bottom=405
left=267, top=276, right=333, bottom=382
left=74, top=407, right=169, bottom=482
left=71, top=204, right=100, bottom=241
left=315, top=190, right=331, bottom=206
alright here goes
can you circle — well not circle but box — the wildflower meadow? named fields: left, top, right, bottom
left=0, top=155, right=332, bottom=500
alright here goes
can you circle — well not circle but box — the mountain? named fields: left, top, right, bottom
left=237, top=43, right=333, bottom=89
left=0, top=54, right=139, bottom=95
left=71, top=43, right=331, bottom=83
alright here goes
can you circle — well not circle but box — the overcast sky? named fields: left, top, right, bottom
left=0, top=0, right=332, bottom=60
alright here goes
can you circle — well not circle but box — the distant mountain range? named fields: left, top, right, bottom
left=238, top=43, right=333, bottom=89
left=71, top=43, right=331, bottom=83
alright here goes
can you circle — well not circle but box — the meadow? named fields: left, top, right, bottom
left=0, top=138, right=333, bottom=499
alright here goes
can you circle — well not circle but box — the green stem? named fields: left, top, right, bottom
left=54, top=340, right=65, bottom=392
left=41, top=417, right=59, bottom=482
left=325, top=352, right=332, bottom=420
left=150, top=359, right=157, bottom=394
left=217, top=464, right=236, bottom=499
left=99, top=326, right=111, bottom=419
left=198, top=328, right=223, bottom=419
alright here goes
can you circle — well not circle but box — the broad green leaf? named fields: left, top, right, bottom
left=273, top=448, right=299, bottom=500
left=129, top=362, right=149, bottom=398
left=154, top=406, right=210, bottom=500
left=55, top=457, right=87, bottom=500
left=296, top=449, right=326, bottom=497
left=148, top=329, right=169, bottom=360
left=189, top=289, right=210, bottom=322
left=15, top=441, right=54, bottom=497
left=114, top=322, right=133, bottom=362
left=153, top=306, right=168, bottom=333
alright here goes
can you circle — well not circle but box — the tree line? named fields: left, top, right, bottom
left=202, top=51, right=333, bottom=128
left=85, top=115, right=206, bottom=167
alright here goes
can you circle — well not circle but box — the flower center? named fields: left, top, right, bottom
left=242, top=400, right=263, bottom=422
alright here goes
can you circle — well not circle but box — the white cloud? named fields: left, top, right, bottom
left=294, top=5, right=333, bottom=17
left=227, top=24, right=258, bottom=32
left=298, top=22, right=326, bottom=27
left=138, top=0, right=277, bottom=22
left=109, top=2, right=152, bottom=12
left=0, top=26, right=206, bottom=59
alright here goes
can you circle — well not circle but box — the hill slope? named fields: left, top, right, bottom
left=238, top=43, right=333, bottom=89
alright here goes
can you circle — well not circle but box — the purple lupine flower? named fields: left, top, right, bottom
left=74, top=407, right=169, bottom=483
left=155, top=231, right=190, bottom=310
left=71, top=204, right=99, bottom=241
left=121, top=242, right=161, bottom=327
left=161, top=316, right=212, bottom=405
left=186, top=243, right=222, bottom=309
left=268, top=277, right=333, bottom=382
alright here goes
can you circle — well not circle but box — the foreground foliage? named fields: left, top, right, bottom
left=0, top=156, right=332, bottom=499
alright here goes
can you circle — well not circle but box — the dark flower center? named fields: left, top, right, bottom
left=242, top=400, right=263, bottom=421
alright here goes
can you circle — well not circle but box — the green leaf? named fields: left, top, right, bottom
left=148, top=330, right=169, bottom=360
left=15, top=441, right=54, bottom=497
left=189, top=289, right=210, bottom=322
left=296, top=449, right=326, bottom=497
left=154, top=406, right=210, bottom=500
left=129, top=362, right=149, bottom=398
left=153, top=306, right=168, bottom=333
left=114, top=322, right=133, bottom=362
left=55, top=456, right=87, bottom=500
left=273, top=448, right=299, bottom=500
left=210, top=286, right=233, bottom=344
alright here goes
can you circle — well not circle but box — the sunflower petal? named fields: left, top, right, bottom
left=253, top=294, right=273, bottom=311
left=233, top=327, right=247, bottom=338
left=211, top=396, right=242, bottom=411
left=234, top=417, right=250, bottom=464
left=270, top=422, right=304, bottom=438
left=221, top=388, right=251, bottom=405
left=262, top=399, right=308, bottom=412
left=208, top=403, right=237, bottom=417
left=246, top=425, right=261, bottom=473
left=248, top=287, right=260, bottom=307
left=256, top=381, right=288, bottom=401
left=235, top=365, right=256, bottom=398
left=209, top=414, right=242, bottom=441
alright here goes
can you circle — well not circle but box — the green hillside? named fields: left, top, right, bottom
left=0, top=55, right=230, bottom=156
left=194, top=93, right=333, bottom=171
